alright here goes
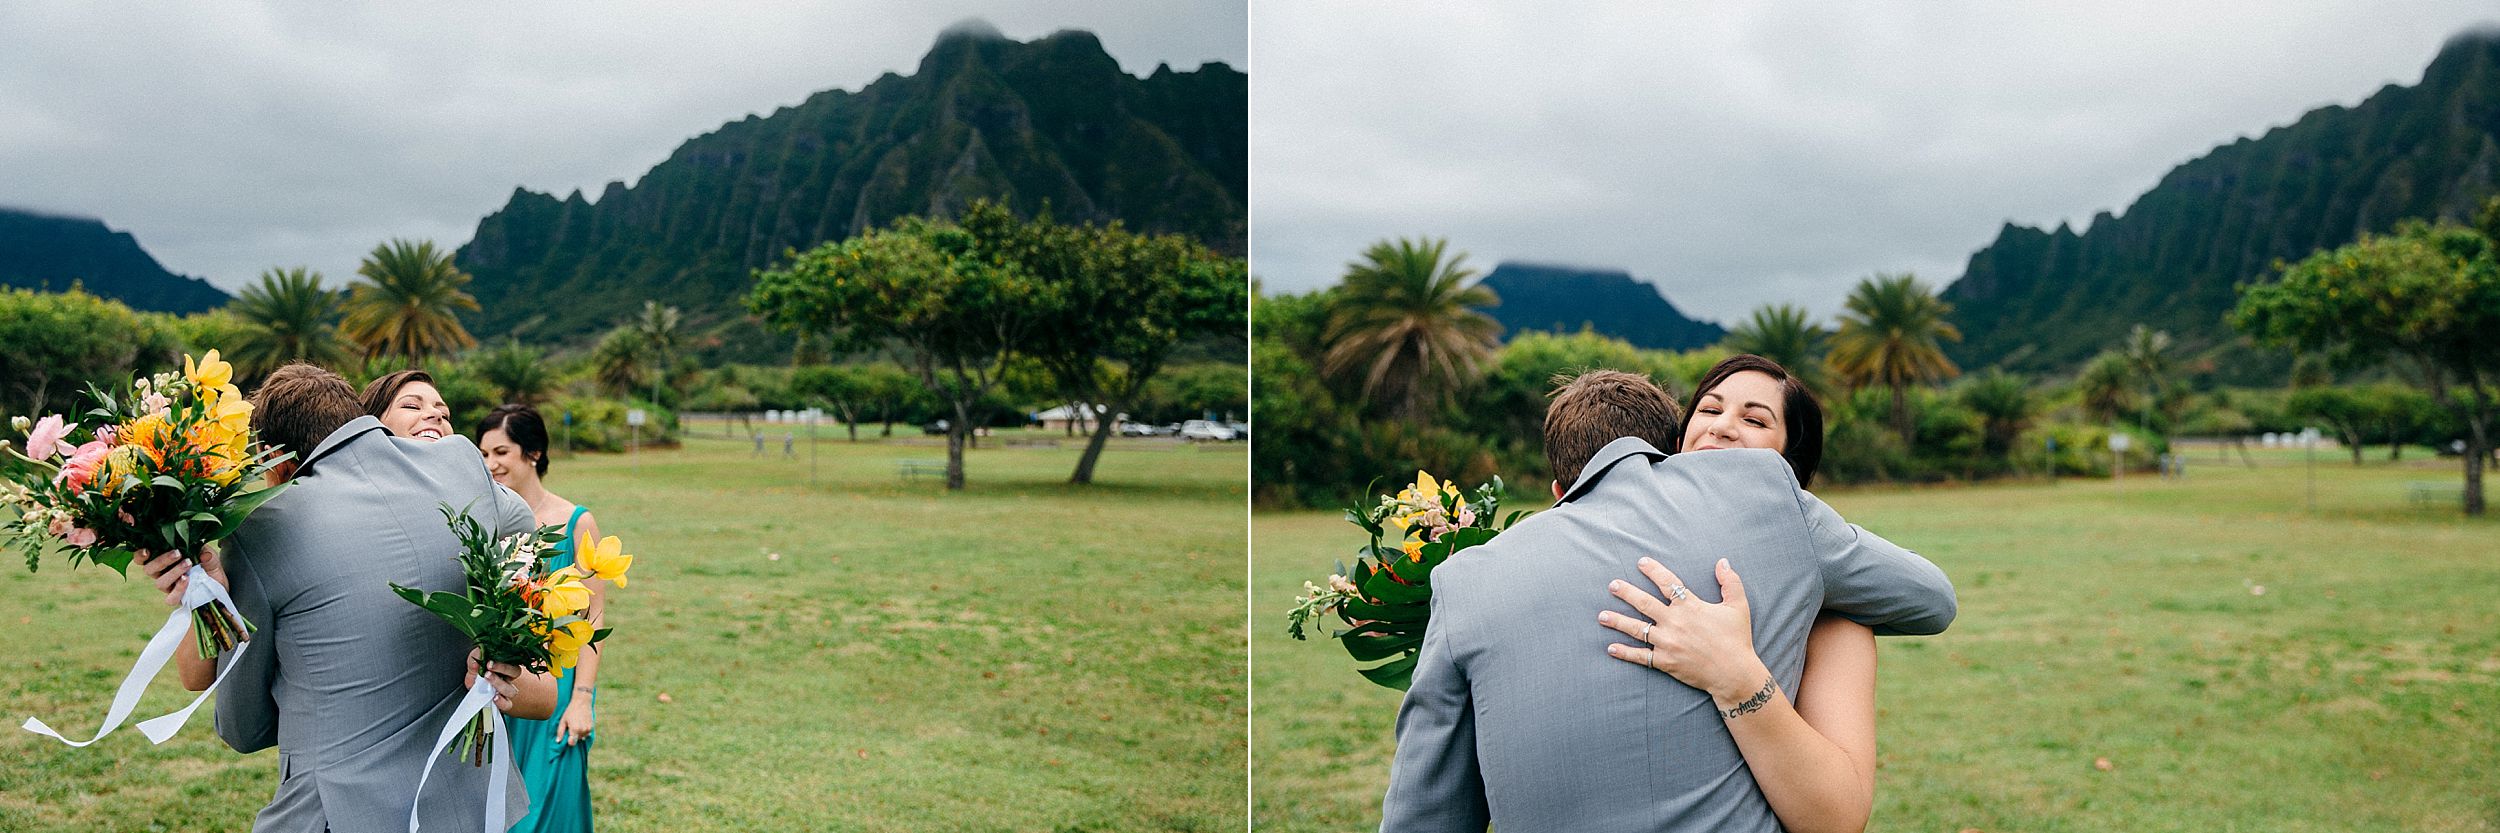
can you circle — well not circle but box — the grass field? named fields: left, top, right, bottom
left=0, top=420, right=1247, bottom=832
left=1253, top=446, right=2500, bottom=832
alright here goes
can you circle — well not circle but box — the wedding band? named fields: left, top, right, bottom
left=1648, top=648, right=1662, bottom=670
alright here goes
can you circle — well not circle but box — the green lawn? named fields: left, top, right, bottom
left=1253, top=447, right=2500, bottom=832
left=0, top=421, right=1247, bottom=832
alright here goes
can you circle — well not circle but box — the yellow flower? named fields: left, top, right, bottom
left=575, top=535, right=633, bottom=587
left=1413, top=471, right=1442, bottom=497
left=185, top=350, right=233, bottom=391
left=1401, top=539, right=1426, bottom=562
left=538, top=574, right=590, bottom=619
left=121, top=413, right=174, bottom=453
left=96, top=445, right=156, bottom=496
left=548, top=618, right=594, bottom=654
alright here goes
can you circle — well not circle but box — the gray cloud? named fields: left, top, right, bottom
left=0, top=1, right=1244, bottom=293
left=1251, top=1, right=2498, bottom=326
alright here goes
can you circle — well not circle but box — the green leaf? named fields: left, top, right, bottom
left=1356, top=653, right=1418, bottom=691
left=93, top=548, right=134, bottom=576
left=1360, top=569, right=1429, bottom=605
left=1340, top=596, right=1426, bottom=624
left=1340, top=627, right=1421, bottom=662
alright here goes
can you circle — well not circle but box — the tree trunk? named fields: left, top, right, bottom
left=2466, top=426, right=2487, bottom=517
left=946, top=400, right=970, bottom=491
left=1889, top=384, right=1912, bottom=447
left=1070, top=405, right=1121, bottom=484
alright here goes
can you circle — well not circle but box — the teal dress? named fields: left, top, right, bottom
left=509, top=505, right=595, bottom=832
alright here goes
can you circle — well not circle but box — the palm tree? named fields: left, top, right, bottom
left=632, top=301, right=684, bottom=404
left=342, top=239, right=479, bottom=364
left=591, top=326, right=649, bottom=396
left=2119, top=324, right=2177, bottom=436
left=471, top=338, right=553, bottom=405
left=228, top=267, right=350, bottom=378
left=1722, top=303, right=1828, bottom=392
left=2076, top=351, right=2137, bottom=424
left=1957, top=368, right=2035, bottom=458
left=1827, top=273, right=1961, bottom=443
left=1320, top=237, right=1502, bottom=423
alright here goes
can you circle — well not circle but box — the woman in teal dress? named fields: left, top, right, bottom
left=478, top=405, right=607, bottom=832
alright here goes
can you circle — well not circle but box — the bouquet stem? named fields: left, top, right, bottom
left=189, top=606, right=247, bottom=660
left=451, top=711, right=492, bottom=767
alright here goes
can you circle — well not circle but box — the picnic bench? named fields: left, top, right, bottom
left=2407, top=481, right=2464, bottom=506
left=896, top=459, right=946, bottom=480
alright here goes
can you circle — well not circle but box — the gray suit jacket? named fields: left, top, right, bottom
left=1379, top=438, right=1957, bottom=833
left=215, top=416, right=538, bottom=833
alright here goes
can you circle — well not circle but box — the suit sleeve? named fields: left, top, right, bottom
left=1797, top=488, right=1958, bottom=636
left=213, top=539, right=281, bottom=753
left=488, top=481, right=537, bottom=539
left=1377, top=583, right=1490, bottom=833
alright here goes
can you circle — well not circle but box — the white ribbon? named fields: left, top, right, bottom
left=22, top=564, right=253, bottom=746
left=409, top=676, right=512, bottom=833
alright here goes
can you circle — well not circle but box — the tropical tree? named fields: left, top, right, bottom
left=471, top=339, right=553, bottom=406
left=2234, top=214, right=2500, bottom=515
left=1320, top=237, right=1502, bottom=423
left=967, top=202, right=1248, bottom=484
left=1721, top=303, right=1827, bottom=391
left=633, top=301, right=685, bottom=403
left=1957, top=368, right=2036, bottom=459
left=750, top=217, right=1046, bottom=491
left=590, top=327, right=649, bottom=397
left=1827, top=273, right=1961, bottom=444
left=2076, top=351, right=2137, bottom=424
left=341, top=239, right=479, bottom=364
left=2119, top=324, right=2179, bottom=436
left=226, top=267, right=351, bottom=378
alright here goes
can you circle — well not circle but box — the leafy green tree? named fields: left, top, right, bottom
left=1721, top=303, right=1828, bottom=392
left=342, top=239, right=479, bottom=363
left=2233, top=215, right=2500, bottom=514
left=471, top=339, right=553, bottom=406
left=1957, top=368, right=2036, bottom=459
left=789, top=364, right=879, bottom=442
left=2119, top=324, right=2180, bottom=436
left=590, top=326, right=649, bottom=397
left=750, top=217, right=1046, bottom=490
left=1828, top=273, right=1961, bottom=444
left=229, top=267, right=351, bottom=379
left=2076, top=351, right=2138, bottom=424
left=0, top=289, right=182, bottom=416
left=967, top=202, right=1248, bottom=483
left=2286, top=386, right=2384, bottom=465
left=1321, top=237, right=1502, bottom=424
left=633, top=301, right=685, bottom=403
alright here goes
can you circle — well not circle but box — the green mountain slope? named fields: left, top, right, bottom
left=455, top=26, right=1245, bottom=346
left=1474, top=262, right=1726, bottom=351
left=0, top=208, right=229, bottom=313
left=1943, top=29, right=2500, bottom=376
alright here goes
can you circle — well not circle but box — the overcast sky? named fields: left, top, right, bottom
left=1251, top=1, right=2500, bottom=326
left=0, top=1, right=1244, bottom=293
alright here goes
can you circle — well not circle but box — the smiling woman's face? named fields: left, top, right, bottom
left=1681, top=370, right=1786, bottom=454
left=379, top=380, right=452, bottom=441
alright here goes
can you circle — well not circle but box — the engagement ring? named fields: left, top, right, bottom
left=1668, top=584, right=1691, bottom=601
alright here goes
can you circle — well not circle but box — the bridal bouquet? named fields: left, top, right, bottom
left=4, top=351, right=293, bottom=746
left=1286, top=471, right=1521, bottom=690
left=393, top=504, right=630, bottom=766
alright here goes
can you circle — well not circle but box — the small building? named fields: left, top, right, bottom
left=1034, top=403, right=1122, bottom=433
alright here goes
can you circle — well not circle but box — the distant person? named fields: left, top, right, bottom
left=477, top=405, right=612, bottom=833
left=784, top=432, right=796, bottom=458
left=1380, top=366, right=1955, bottom=833
left=753, top=431, right=765, bottom=456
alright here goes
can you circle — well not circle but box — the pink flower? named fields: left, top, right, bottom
left=140, top=393, right=171, bottom=415
left=24, top=415, right=67, bottom=460
left=93, top=426, right=115, bottom=444
left=46, top=515, right=71, bottom=538
left=55, top=440, right=111, bottom=493
left=63, top=526, right=96, bottom=548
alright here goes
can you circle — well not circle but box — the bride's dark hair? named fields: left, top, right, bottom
left=477, top=404, right=552, bottom=476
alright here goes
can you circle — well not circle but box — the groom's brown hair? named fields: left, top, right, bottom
left=1543, top=369, right=1682, bottom=489
left=251, top=363, right=366, bottom=464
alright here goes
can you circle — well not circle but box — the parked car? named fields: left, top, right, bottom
left=921, top=419, right=951, bottom=436
left=1119, top=421, right=1163, bottom=437
left=1179, top=419, right=1236, bottom=442
left=1224, top=421, right=1250, bottom=442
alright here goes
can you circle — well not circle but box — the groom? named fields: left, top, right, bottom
left=137, top=362, right=551, bottom=833
left=1379, top=370, right=1958, bottom=832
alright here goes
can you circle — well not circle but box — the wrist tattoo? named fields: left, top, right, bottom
left=1719, top=677, right=1777, bottom=720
